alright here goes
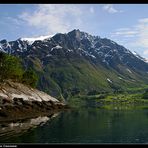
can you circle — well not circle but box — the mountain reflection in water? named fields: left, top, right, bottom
left=0, top=112, right=60, bottom=141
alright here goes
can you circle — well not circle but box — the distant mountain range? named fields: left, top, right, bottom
left=1, top=29, right=148, bottom=100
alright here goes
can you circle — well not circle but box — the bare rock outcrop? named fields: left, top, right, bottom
left=0, top=81, right=68, bottom=122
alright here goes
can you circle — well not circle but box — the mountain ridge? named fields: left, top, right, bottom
left=1, top=29, right=148, bottom=100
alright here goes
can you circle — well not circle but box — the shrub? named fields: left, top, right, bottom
left=0, top=52, right=38, bottom=88
left=22, top=68, right=38, bottom=88
left=0, top=52, right=23, bottom=82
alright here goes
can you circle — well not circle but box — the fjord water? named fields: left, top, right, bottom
left=0, top=107, right=148, bottom=144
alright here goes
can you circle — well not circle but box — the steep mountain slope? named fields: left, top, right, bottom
left=1, top=29, right=148, bottom=100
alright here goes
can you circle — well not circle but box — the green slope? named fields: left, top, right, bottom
left=23, top=55, right=148, bottom=101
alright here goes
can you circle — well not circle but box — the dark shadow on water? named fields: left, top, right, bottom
left=0, top=112, right=61, bottom=142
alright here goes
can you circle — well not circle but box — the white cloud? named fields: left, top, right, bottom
left=136, top=18, right=148, bottom=48
left=138, top=18, right=148, bottom=23
left=6, top=17, right=21, bottom=25
left=109, top=17, right=148, bottom=59
left=103, top=4, right=123, bottom=14
left=90, top=7, right=94, bottom=13
left=19, top=4, right=84, bottom=35
left=115, top=28, right=133, bottom=31
left=111, top=28, right=139, bottom=37
left=143, top=50, right=148, bottom=55
left=111, top=17, right=148, bottom=49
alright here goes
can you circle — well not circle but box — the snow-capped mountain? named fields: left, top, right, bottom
left=0, top=39, right=29, bottom=54
left=0, top=34, right=53, bottom=54
left=0, top=29, right=147, bottom=67
left=1, top=29, right=148, bottom=74
left=1, top=29, right=148, bottom=98
left=20, top=35, right=53, bottom=45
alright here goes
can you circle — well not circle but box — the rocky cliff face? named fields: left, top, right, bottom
left=0, top=81, right=67, bottom=122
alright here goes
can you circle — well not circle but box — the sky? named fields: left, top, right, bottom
left=1, top=4, right=148, bottom=59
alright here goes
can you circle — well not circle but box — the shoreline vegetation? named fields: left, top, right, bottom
left=67, top=91, right=148, bottom=110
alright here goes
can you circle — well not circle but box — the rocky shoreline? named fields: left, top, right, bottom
left=0, top=81, right=69, bottom=122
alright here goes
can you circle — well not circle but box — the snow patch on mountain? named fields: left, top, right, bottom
left=132, top=51, right=148, bottom=63
left=132, top=51, right=143, bottom=59
left=107, top=78, right=112, bottom=83
left=98, top=45, right=110, bottom=50
left=66, top=49, right=73, bottom=52
left=118, top=77, right=123, bottom=80
left=21, top=35, right=53, bottom=45
left=126, top=68, right=132, bottom=74
left=51, top=45, right=62, bottom=51
left=78, top=48, right=96, bottom=58
left=46, top=54, right=52, bottom=57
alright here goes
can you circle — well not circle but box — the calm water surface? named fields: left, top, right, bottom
left=0, top=107, right=148, bottom=144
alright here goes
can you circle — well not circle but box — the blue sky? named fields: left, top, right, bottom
left=1, top=4, right=148, bottom=59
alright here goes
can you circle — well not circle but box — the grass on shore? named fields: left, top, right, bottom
left=67, top=92, right=148, bottom=109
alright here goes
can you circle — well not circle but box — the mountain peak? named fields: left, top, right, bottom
left=68, top=29, right=82, bottom=38
left=67, top=29, right=96, bottom=42
left=70, top=29, right=81, bottom=33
